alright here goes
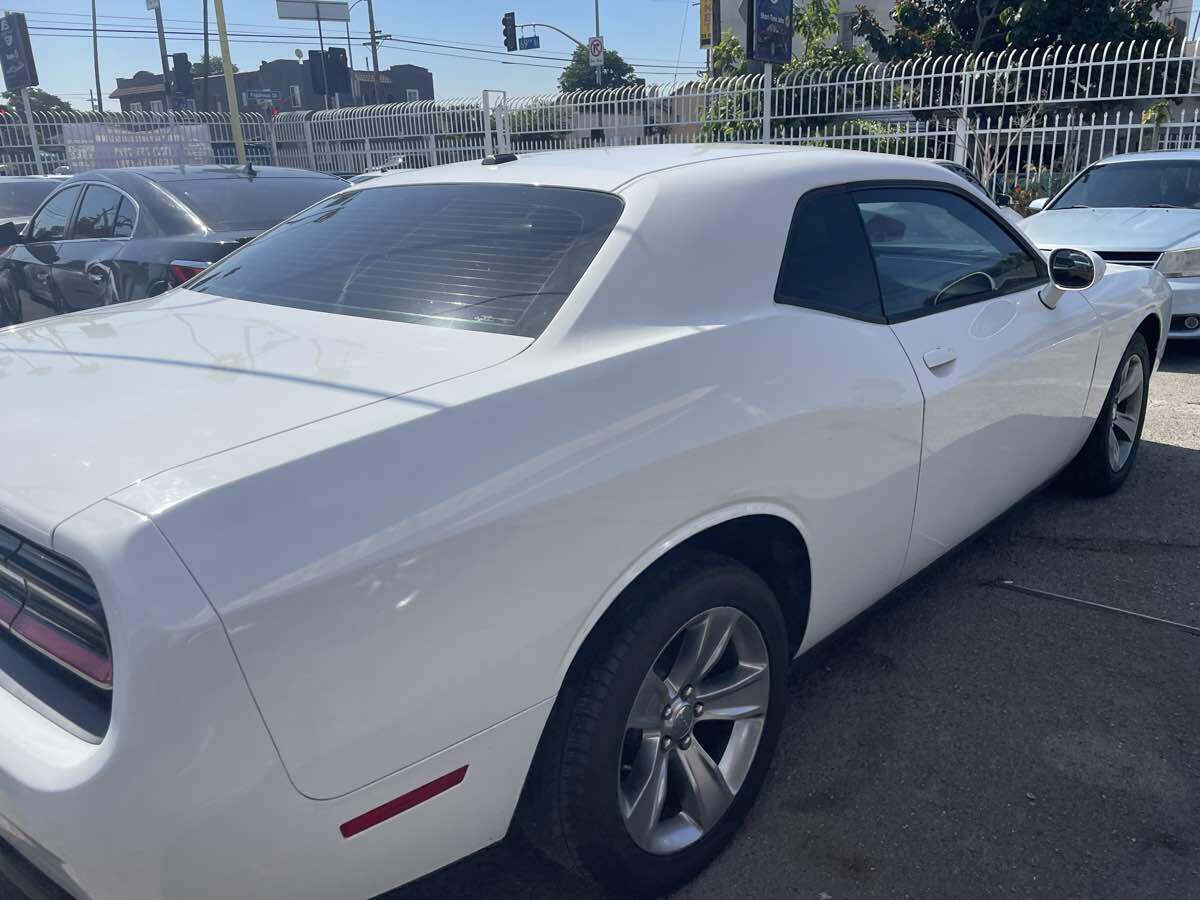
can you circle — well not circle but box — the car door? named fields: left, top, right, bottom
left=53, top=184, right=134, bottom=312
left=852, top=185, right=1102, bottom=578
left=6, top=184, right=83, bottom=322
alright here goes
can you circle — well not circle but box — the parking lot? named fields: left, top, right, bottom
left=392, top=340, right=1200, bottom=900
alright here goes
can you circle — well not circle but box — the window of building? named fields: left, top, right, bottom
left=405, top=88, right=420, bottom=102
left=149, top=99, right=164, bottom=113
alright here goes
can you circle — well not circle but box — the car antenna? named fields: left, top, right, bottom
left=245, top=161, right=256, bottom=178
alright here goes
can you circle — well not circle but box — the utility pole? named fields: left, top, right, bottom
left=202, top=0, right=210, bottom=112
left=316, top=5, right=331, bottom=109
left=91, top=0, right=103, bottom=112
left=344, top=17, right=356, bottom=104
left=212, top=0, right=246, bottom=163
left=150, top=0, right=173, bottom=106
left=367, top=0, right=381, bottom=103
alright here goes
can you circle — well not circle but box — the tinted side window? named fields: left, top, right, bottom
left=776, top=191, right=883, bottom=320
left=73, top=186, right=124, bottom=239
left=112, top=198, right=135, bottom=238
left=853, top=188, right=1042, bottom=319
left=28, top=186, right=82, bottom=243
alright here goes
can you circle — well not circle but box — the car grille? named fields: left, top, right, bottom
left=0, top=526, right=111, bottom=741
left=1096, top=251, right=1161, bottom=268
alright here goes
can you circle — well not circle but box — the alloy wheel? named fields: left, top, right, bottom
left=1108, top=353, right=1144, bottom=472
left=617, top=606, right=770, bottom=855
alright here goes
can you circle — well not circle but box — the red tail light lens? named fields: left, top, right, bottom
left=0, top=528, right=111, bottom=689
left=170, top=260, right=209, bottom=286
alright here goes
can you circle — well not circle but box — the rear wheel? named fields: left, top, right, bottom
left=520, top=552, right=789, bottom=897
left=1062, top=332, right=1150, bottom=495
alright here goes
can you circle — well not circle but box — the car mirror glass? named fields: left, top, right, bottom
left=994, top=193, right=1012, bottom=208
left=0, top=221, right=23, bottom=246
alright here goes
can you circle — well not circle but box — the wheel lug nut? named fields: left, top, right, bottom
left=680, top=735, right=691, bottom=749
left=683, top=685, right=695, bottom=700
left=662, top=704, right=673, bottom=720
left=661, top=736, right=672, bottom=750
left=694, top=703, right=704, bottom=717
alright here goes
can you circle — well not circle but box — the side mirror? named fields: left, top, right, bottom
left=1027, top=197, right=1048, bottom=214
left=0, top=220, right=23, bottom=247
left=994, top=193, right=1012, bottom=208
left=1042, top=247, right=1105, bottom=309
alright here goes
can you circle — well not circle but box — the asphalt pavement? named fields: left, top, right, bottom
left=390, top=340, right=1200, bottom=900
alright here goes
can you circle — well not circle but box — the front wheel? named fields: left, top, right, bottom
left=520, top=552, right=789, bottom=897
left=1061, top=332, right=1150, bottom=495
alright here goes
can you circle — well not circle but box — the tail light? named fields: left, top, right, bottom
left=170, top=259, right=210, bottom=286
left=0, top=528, right=111, bottom=689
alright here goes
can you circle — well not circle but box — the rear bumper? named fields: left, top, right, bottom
left=0, top=501, right=551, bottom=899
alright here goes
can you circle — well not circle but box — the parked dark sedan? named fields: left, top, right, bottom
left=0, top=165, right=345, bottom=325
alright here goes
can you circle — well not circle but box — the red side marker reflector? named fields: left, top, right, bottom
left=339, top=765, right=468, bottom=839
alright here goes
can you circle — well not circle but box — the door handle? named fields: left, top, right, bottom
left=922, top=347, right=957, bottom=370
left=88, top=272, right=105, bottom=284
left=33, top=270, right=49, bottom=282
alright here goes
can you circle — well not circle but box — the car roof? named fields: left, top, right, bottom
left=1096, top=149, right=1200, bottom=165
left=357, top=143, right=957, bottom=194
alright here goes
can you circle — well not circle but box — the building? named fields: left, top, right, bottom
left=110, top=59, right=435, bottom=114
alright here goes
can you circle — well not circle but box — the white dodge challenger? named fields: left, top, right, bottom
left=0, top=145, right=1170, bottom=899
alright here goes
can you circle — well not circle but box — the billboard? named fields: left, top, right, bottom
left=0, top=13, right=38, bottom=92
left=747, top=0, right=792, bottom=65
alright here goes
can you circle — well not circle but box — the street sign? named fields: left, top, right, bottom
left=145, top=0, right=160, bottom=9
left=518, top=35, right=540, bottom=50
left=747, top=0, right=792, bottom=65
left=276, top=0, right=350, bottom=22
left=699, top=0, right=714, bottom=48
left=245, top=89, right=282, bottom=103
left=0, top=13, right=37, bottom=92
left=588, top=35, right=604, bottom=68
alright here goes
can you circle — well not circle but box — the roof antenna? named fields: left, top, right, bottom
left=245, top=161, right=256, bottom=177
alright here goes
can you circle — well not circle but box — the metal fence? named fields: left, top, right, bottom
left=9, top=38, right=1200, bottom=204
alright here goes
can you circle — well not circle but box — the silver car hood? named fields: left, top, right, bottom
left=1020, top=206, right=1200, bottom=251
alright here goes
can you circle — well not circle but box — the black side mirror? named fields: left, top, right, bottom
left=0, top=221, right=23, bottom=247
left=994, top=193, right=1012, bottom=208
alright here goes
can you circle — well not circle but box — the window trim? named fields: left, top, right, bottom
left=774, top=183, right=887, bottom=324
left=774, top=178, right=1048, bottom=325
left=65, top=182, right=140, bottom=242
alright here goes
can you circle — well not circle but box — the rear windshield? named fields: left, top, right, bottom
left=188, top=184, right=624, bottom=337
left=0, top=180, right=58, bottom=218
left=1052, top=160, right=1200, bottom=209
left=162, top=176, right=343, bottom=230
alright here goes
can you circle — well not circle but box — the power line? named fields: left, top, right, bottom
left=29, top=24, right=705, bottom=73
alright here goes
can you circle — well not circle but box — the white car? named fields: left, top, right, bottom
left=1021, top=149, right=1200, bottom=339
left=0, top=145, right=1170, bottom=900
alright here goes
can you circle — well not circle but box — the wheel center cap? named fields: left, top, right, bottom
left=665, top=701, right=695, bottom=740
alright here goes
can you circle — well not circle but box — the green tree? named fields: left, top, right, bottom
left=192, top=54, right=238, bottom=76
left=3, top=88, right=73, bottom=116
left=558, top=45, right=640, bottom=91
left=854, top=0, right=1176, bottom=61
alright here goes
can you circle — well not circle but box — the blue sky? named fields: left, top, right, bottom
left=26, top=0, right=710, bottom=107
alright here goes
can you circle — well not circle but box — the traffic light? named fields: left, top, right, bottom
left=325, top=46, right=350, bottom=95
left=308, top=50, right=326, bottom=95
left=501, top=12, right=517, bottom=52
left=172, top=52, right=193, bottom=97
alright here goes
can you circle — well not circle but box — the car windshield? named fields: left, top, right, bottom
left=0, top=180, right=59, bottom=218
left=1052, top=160, right=1200, bottom=209
left=162, top=175, right=343, bottom=230
left=187, top=183, right=624, bottom=337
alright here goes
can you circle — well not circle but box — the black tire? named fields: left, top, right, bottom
left=518, top=551, right=789, bottom=897
left=1061, top=332, right=1150, bottom=496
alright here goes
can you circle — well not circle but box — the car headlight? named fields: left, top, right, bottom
left=1156, top=247, right=1200, bottom=277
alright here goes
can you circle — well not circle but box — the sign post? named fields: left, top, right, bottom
left=0, top=12, right=43, bottom=175
left=588, top=35, right=604, bottom=86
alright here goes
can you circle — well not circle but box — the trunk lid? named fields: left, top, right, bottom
left=0, top=289, right=530, bottom=542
